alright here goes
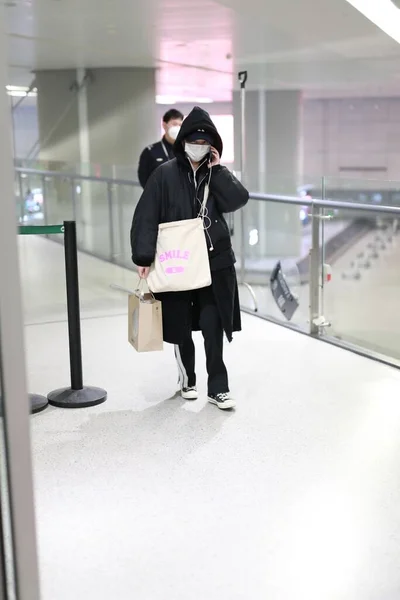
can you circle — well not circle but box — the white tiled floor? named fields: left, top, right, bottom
left=20, top=237, right=400, bottom=600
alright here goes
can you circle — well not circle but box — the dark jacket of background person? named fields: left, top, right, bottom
left=131, top=107, right=249, bottom=345
left=137, top=138, right=174, bottom=188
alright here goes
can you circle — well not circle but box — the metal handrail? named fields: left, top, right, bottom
left=15, top=167, right=141, bottom=188
left=16, top=164, right=400, bottom=368
left=249, top=191, right=400, bottom=215
left=15, top=166, right=400, bottom=216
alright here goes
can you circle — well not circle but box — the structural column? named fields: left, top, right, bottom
left=35, top=67, right=157, bottom=254
left=36, top=67, right=157, bottom=168
left=234, top=89, right=304, bottom=258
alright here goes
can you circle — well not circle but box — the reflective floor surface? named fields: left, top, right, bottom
left=20, top=236, right=400, bottom=600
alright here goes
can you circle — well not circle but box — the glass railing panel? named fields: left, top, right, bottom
left=239, top=173, right=323, bottom=200
left=320, top=204, right=400, bottom=362
left=42, top=175, right=75, bottom=225
left=15, top=158, right=139, bottom=181
left=322, top=175, right=400, bottom=207
left=15, top=164, right=144, bottom=268
left=236, top=197, right=311, bottom=330
left=16, top=170, right=46, bottom=225
left=75, top=180, right=111, bottom=260
left=112, top=183, right=142, bottom=270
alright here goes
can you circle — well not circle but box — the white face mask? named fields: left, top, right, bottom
left=185, top=142, right=210, bottom=163
left=167, top=125, right=181, bottom=141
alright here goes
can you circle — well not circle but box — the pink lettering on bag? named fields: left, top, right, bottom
left=165, top=266, right=185, bottom=274
left=158, top=250, right=190, bottom=263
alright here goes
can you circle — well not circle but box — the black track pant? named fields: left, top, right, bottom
left=174, top=286, right=229, bottom=395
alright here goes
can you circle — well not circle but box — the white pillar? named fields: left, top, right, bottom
left=0, top=6, right=40, bottom=597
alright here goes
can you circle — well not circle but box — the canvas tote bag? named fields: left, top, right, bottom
left=147, top=184, right=212, bottom=293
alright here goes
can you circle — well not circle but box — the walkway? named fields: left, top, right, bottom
left=21, top=236, right=400, bottom=600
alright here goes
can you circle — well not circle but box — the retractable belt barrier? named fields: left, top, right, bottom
left=18, top=221, right=107, bottom=414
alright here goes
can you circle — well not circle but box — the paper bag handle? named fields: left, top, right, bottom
left=136, top=277, right=156, bottom=301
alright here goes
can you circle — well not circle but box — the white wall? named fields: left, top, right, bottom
left=12, top=96, right=400, bottom=188
left=303, top=97, right=400, bottom=183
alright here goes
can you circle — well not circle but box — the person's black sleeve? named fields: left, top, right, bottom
left=138, top=147, right=156, bottom=188
left=209, top=165, right=249, bottom=213
left=131, top=172, right=162, bottom=266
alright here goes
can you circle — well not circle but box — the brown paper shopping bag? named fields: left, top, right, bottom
left=128, top=291, right=163, bottom=352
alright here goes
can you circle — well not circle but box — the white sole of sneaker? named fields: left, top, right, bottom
left=208, top=397, right=236, bottom=410
left=181, top=392, right=198, bottom=401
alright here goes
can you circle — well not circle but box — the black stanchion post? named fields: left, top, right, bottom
left=47, top=220, right=107, bottom=408
left=65, top=219, right=83, bottom=390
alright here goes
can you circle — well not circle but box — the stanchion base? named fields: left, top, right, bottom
left=30, top=394, right=48, bottom=415
left=0, top=393, right=48, bottom=416
left=47, top=386, right=107, bottom=409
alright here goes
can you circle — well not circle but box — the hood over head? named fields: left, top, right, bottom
left=174, top=106, right=223, bottom=161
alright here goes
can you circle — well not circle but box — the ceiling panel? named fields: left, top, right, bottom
left=3, top=0, right=400, bottom=99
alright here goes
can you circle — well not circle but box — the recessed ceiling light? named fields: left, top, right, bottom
left=5, top=85, right=37, bottom=98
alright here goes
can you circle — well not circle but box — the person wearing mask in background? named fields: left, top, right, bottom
left=131, top=107, right=249, bottom=410
left=138, top=108, right=184, bottom=188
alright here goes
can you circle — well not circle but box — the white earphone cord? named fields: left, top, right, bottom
left=196, top=166, right=213, bottom=251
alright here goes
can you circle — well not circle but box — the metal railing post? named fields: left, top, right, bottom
left=237, top=71, right=258, bottom=312
left=238, top=70, right=248, bottom=285
left=117, top=186, right=127, bottom=266
left=41, top=174, right=48, bottom=228
left=17, top=171, right=25, bottom=223
left=320, top=176, right=327, bottom=318
left=240, top=209, right=246, bottom=284
left=309, top=204, right=321, bottom=335
left=107, top=182, right=116, bottom=262
left=71, top=178, right=77, bottom=222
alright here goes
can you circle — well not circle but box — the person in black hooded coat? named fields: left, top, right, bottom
left=130, top=106, right=248, bottom=410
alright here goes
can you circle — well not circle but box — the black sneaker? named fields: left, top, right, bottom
left=208, top=393, right=236, bottom=410
left=181, top=387, right=198, bottom=400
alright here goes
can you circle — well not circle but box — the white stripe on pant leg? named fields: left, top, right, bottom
left=174, top=345, right=184, bottom=388
left=174, top=344, right=188, bottom=388
left=174, top=345, right=182, bottom=387
left=175, top=345, right=188, bottom=388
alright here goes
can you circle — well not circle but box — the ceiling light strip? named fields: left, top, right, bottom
left=345, top=0, right=400, bottom=44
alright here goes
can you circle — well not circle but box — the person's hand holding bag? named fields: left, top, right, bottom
left=138, top=266, right=150, bottom=279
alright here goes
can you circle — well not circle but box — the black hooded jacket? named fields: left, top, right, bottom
left=131, top=107, right=249, bottom=271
